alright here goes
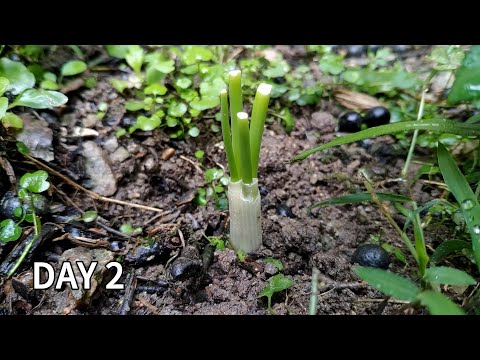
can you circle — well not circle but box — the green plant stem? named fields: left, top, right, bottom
left=229, top=70, right=243, bottom=166
left=250, top=83, right=272, bottom=178
left=309, top=267, right=319, bottom=315
left=237, top=112, right=252, bottom=184
left=7, top=207, right=40, bottom=277
left=412, top=202, right=429, bottom=276
left=401, top=88, right=427, bottom=178
left=220, top=89, right=239, bottom=181
left=362, top=170, right=418, bottom=262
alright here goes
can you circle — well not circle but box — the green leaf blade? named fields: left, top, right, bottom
left=353, top=266, right=421, bottom=301
left=292, top=119, right=480, bottom=162
left=424, top=266, right=476, bottom=286
left=437, top=143, right=480, bottom=269
left=309, top=192, right=412, bottom=210
left=417, top=291, right=465, bottom=315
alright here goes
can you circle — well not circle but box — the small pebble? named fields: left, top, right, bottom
left=352, top=244, right=390, bottom=269
left=161, top=148, right=175, bottom=161
left=363, top=106, right=390, bottom=127
left=338, top=112, right=362, bottom=133
left=170, top=257, right=202, bottom=281
left=276, top=203, right=295, bottom=218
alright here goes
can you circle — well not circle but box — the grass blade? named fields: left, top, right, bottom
left=309, top=192, right=412, bottom=210
left=417, top=291, right=465, bottom=315
left=292, top=118, right=480, bottom=162
left=353, top=266, right=421, bottom=301
left=437, top=143, right=480, bottom=269
left=412, top=203, right=429, bottom=276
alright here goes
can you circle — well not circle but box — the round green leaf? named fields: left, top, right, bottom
left=81, top=210, right=98, bottom=223
left=205, top=168, right=224, bottom=183
left=0, top=58, right=35, bottom=95
left=40, top=80, right=59, bottom=90
left=0, top=77, right=9, bottom=96
left=182, top=46, right=213, bottom=65
left=13, top=89, right=68, bottom=109
left=120, top=223, right=142, bottom=235
left=1, top=112, right=23, bottom=129
left=189, top=97, right=219, bottom=111
left=194, top=150, right=204, bottom=160
left=144, top=83, right=167, bottom=96
left=134, top=115, right=161, bottom=131
left=105, top=45, right=131, bottom=59
left=166, top=116, right=179, bottom=127
left=168, top=101, right=187, bottom=117
left=176, top=77, right=192, bottom=89
left=126, top=45, right=144, bottom=73
left=61, top=60, right=87, bottom=76
left=0, top=219, right=22, bottom=243
left=19, top=170, right=50, bottom=193
left=188, top=126, right=200, bottom=137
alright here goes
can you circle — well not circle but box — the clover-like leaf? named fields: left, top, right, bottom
left=0, top=219, right=22, bottom=243
left=258, top=274, right=293, bottom=309
left=19, top=170, right=50, bottom=193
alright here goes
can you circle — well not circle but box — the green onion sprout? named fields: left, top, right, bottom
left=220, top=70, right=272, bottom=253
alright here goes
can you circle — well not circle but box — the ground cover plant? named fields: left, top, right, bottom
left=0, top=45, right=479, bottom=315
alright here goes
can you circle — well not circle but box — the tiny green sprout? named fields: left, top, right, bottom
left=81, top=210, right=98, bottom=223
left=258, top=274, right=293, bottom=311
left=202, top=233, right=225, bottom=251
left=120, top=223, right=143, bottom=235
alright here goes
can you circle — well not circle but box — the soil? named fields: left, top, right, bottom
left=0, top=45, right=447, bottom=315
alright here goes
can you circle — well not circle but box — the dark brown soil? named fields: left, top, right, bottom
left=0, top=46, right=444, bottom=315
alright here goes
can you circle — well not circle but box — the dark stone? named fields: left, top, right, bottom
left=170, top=257, right=202, bottom=281
left=363, top=106, right=391, bottom=127
left=352, top=244, right=390, bottom=269
left=276, top=203, right=295, bottom=218
left=338, top=112, right=363, bottom=133
left=0, top=191, right=48, bottom=219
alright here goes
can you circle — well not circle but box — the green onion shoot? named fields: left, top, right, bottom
left=220, top=70, right=272, bottom=253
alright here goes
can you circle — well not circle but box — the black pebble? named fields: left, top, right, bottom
left=0, top=192, right=22, bottom=219
left=338, top=112, right=362, bottom=133
left=352, top=244, right=390, bottom=269
left=276, top=203, right=295, bottom=218
left=170, top=257, right=202, bottom=281
left=363, top=106, right=390, bottom=127
left=260, top=186, right=269, bottom=197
